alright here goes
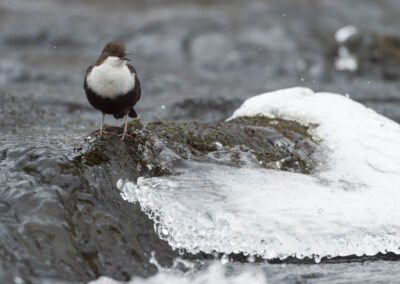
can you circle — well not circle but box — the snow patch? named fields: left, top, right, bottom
left=119, top=87, right=400, bottom=261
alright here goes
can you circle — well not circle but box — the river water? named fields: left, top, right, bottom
left=1, top=0, right=400, bottom=283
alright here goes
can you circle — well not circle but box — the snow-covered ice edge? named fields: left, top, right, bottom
left=118, top=87, right=400, bottom=262
left=230, top=87, right=400, bottom=189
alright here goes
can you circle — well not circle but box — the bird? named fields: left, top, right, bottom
left=84, top=42, right=141, bottom=140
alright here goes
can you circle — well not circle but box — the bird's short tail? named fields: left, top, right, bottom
left=128, top=108, right=137, bottom=118
left=113, top=108, right=137, bottom=119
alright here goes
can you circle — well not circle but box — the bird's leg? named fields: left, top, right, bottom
left=100, top=112, right=105, bottom=135
left=93, top=113, right=107, bottom=136
left=120, top=113, right=129, bottom=140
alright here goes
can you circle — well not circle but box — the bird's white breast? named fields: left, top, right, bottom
left=86, top=56, right=135, bottom=99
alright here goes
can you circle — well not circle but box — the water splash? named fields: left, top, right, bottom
left=90, top=261, right=267, bottom=284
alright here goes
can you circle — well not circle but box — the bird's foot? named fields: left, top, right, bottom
left=118, top=131, right=130, bottom=140
left=117, top=131, right=133, bottom=140
left=93, top=129, right=109, bottom=136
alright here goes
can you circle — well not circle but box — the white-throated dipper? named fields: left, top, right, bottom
left=84, top=42, right=141, bottom=140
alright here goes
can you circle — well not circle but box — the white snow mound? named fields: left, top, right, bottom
left=119, top=87, right=400, bottom=261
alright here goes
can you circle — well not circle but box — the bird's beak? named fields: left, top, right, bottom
left=123, top=52, right=132, bottom=61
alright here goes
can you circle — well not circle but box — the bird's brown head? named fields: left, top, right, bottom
left=96, top=42, right=130, bottom=65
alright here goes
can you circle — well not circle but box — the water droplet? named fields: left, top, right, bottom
left=314, top=254, right=322, bottom=263
left=221, top=254, right=229, bottom=265
left=213, top=141, right=223, bottom=148
left=117, top=179, right=126, bottom=190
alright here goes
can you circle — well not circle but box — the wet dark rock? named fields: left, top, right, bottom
left=0, top=114, right=319, bottom=283
left=331, top=31, right=400, bottom=80
left=83, top=115, right=318, bottom=178
left=364, top=34, right=400, bottom=80
left=5, top=28, right=48, bottom=46
left=0, top=91, right=94, bottom=136
left=141, top=116, right=319, bottom=173
left=0, top=139, right=179, bottom=283
left=0, top=91, right=50, bottom=131
left=146, top=97, right=243, bottom=122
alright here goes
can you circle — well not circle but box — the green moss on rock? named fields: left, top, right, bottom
left=82, top=115, right=320, bottom=175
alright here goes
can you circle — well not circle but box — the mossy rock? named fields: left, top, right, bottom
left=82, top=115, right=319, bottom=175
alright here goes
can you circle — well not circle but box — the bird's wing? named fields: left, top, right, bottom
left=127, top=64, right=141, bottom=102
left=84, top=65, right=94, bottom=90
left=126, top=64, right=137, bottom=74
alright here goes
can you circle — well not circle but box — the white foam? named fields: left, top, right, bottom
left=89, top=261, right=267, bottom=284
left=120, top=87, right=400, bottom=261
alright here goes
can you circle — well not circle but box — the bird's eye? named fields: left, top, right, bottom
left=120, top=55, right=131, bottom=61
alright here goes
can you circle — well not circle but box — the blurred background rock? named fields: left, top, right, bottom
left=1, top=0, right=400, bottom=128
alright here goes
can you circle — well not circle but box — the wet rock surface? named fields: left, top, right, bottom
left=0, top=115, right=318, bottom=282
left=143, top=117, right=318, bottom=173
left=0, top=137, right=177, bottom=283
left=90, top=116, right=318, bottom=175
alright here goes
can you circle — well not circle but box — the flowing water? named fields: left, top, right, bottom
left=1, top=0, right=400, bottom=283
